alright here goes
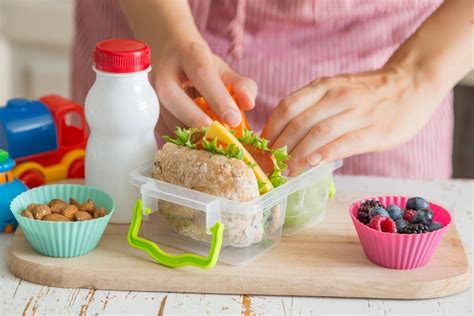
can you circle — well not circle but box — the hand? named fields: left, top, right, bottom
left=153, top=39, right=257, bottom=136
left=262, top=67, right=442, bottom=176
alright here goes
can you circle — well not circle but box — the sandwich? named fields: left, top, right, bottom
left=151, top=120, right=289, bottom=247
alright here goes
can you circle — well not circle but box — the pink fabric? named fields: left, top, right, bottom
left=72, top=0, right=453, bottom=179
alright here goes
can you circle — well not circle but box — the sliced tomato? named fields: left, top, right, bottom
left=243, top=144, right=276, bottom=177
left=190, top=130, right=206, bottom=143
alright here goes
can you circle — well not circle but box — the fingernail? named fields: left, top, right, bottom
left=223, top=109, right=241, bottom=127
left=203, top=117, right=213, bottom=126
left=307, top=153, right=322, bottom=166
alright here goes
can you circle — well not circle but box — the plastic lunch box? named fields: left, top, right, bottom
left=128, top=160, right=342, bottom=268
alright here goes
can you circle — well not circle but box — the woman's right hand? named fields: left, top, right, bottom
left=153, top=39, right=257, bottom=136
left=118, top=0, right=256, bottom=136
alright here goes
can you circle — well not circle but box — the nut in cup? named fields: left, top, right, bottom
left=11, top=184, right=115, bottom=258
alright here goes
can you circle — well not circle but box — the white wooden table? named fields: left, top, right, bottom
left=1, top=176, right=472, bottom=315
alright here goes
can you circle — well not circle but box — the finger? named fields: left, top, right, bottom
left=156, top=75, right=212, bottom=128
left=155, top=107, right=183, bottom=141
left=221, top=69, right=258, bottom=110
left=181, top=43, right=241, bottom=127
left=309, top=127, right=377, bottom=166
left=261, top=81, right=327, bottom=143
left=161, top=106, right=185, bottom=133
left=155, top=121, right=172, bottom=142
left=271, top=96, right=351, bottom=152
left=287, top=111, right=368, bottom=176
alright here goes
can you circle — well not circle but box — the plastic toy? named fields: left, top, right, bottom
left=0, top=149, right=27, bottom=233
left=0, top=95, right=88, bottom=188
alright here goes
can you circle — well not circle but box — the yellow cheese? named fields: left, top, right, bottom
left=205, top=121, right=274, bottom=193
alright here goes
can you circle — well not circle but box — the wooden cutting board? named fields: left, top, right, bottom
left=6, top=192, right=471, bottom=299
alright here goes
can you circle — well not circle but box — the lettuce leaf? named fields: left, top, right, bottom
left=162, top=127, right=201, bottom=149
left=164, top=127, right=244, bottom=160
left=164, top=127, right=290, bottom=190
left=257, top=181, right=269, bottom=193
left=238, top=129, right=290, bottom=188
left=238, top=128, right=270, bottom=150
left=201, top=138, right=244, bottom=160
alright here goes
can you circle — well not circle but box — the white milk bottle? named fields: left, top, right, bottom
left=85, top=39, right=159, bottom=223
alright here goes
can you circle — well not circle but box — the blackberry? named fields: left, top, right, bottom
left=357, top=210, right=370, bottom=224
left=399, top=223, right=430, bottom=234
left=359, top=200, right=385, bottom=213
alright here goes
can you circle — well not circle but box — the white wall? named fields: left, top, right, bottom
left=0, top=0, right=73, bottom=105
left=0, top=0, right=11, bottom=105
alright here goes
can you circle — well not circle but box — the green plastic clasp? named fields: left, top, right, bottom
left=127, top=199, right=224, bottom=269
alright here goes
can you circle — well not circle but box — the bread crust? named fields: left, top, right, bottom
left=151, top=143, right=266, bottom=246
left=152, top=143, right=259, bottom=201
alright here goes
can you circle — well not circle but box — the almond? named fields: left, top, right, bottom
left=43, top=214, right=70, bottom=221
left=25, top=203, right=38, bottom=213
left=32, top=204, right=51, bottom=220
left=49, top=199, right=69, bottom=214
left=20, top=209, right=34, bottom=219
left=74, top=211, right=92, bottom=221
left=79, top=199, right=95, bottom=214
left=69, top=198, right=81, bottom=207
left=93, top=207, right=106, bottom=219
left=62, top=205, right=79, bottom=221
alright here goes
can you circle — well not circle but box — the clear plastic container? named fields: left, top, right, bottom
left=128, top=160, right=342, bottom=267
left=283, top=168, right=338, bottom=236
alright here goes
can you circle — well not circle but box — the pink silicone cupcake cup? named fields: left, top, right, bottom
left=350, top=196, right=452, bottom=270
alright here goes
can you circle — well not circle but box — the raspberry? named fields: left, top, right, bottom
left=403, top=210, right=416, bottom=222
left=369, top=215, right=397, bottom=233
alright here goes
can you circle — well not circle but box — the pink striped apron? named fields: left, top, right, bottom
left=72, top=0, right=453, bottom=179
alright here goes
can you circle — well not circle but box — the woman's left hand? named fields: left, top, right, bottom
left=261, top=66, right=443, bottom=176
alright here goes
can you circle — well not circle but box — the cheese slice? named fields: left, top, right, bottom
left=205, top=121, right=274, bottom=193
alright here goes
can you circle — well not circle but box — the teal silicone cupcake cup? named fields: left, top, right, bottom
left=10, top=184, right=115, bottom=258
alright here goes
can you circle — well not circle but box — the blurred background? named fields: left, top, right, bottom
left=0, top=0, right=472, bottom=178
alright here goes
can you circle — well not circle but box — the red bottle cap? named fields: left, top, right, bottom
left=94, top=39, right=151, bottom=73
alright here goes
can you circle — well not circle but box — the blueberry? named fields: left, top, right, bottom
left=411, top=208, right=433, bottom=225
left=395, top=219, right=409, bottom=232
left=406, top=197, right=429, bottom=211
left=369, top=206, right=389, bottom=218
left=386, top=204, right=403, bottom=221
left=428, top=221, right=443, bottom=231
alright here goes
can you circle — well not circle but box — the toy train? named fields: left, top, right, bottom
left=0, top=95, right=88, bottom=188
left=0, top=149, right=27, bottom=232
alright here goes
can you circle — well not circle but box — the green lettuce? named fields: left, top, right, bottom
left=201, top=138, right=244, bottom=160
left=164, top=127, right=290, bottom=190
left=238, top=129, right=289, bottom=188
left=162, top=127, right=201, bottom=149
left=163, top=127, right=244, bottom=160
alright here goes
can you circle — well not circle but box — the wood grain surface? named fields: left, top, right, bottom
left=6, top=191, right=471, bottom=299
